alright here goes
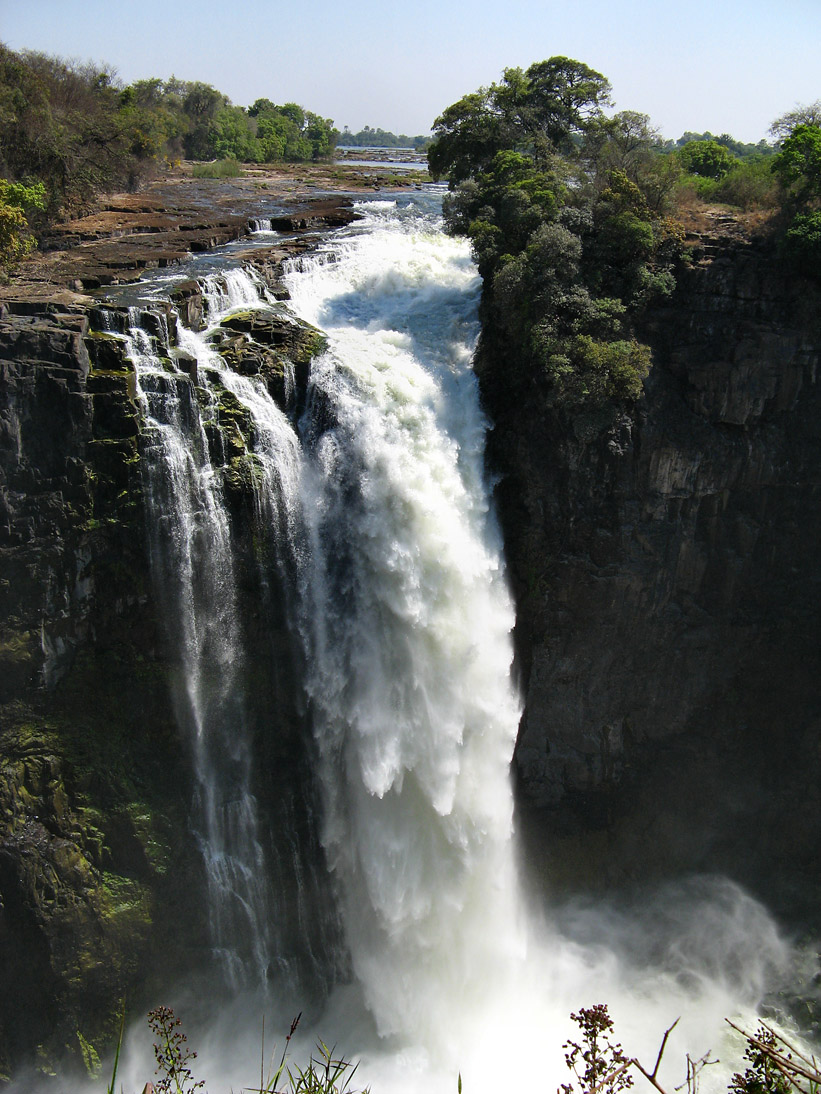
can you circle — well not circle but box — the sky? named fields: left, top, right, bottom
left=1, top=0, right=819, bottom=144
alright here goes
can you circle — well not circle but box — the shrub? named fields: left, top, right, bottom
left=781, top=211, right=821, bottom=277
left=560, top=1004, right=634, bottom=1094
left=0, top=179, right=46, bottom=271
left=541, top=335, right=652, bottom=408
left=708, top=159, right=780, bottom=210
left=190, top=158, right=243, bottom=178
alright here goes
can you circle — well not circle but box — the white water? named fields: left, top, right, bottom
left=100, top=193, right=801, bottom=1094
left=125, top=308, right=276, bottom=991
left=285, top=198, right=523, bottom=1051
left=273, top=197, right=794, bottom=1094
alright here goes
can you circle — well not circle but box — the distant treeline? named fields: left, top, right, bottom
left=664, top=130, right=775, bottom=160
left=339, top=126, right=430, bottom=149
left=0, top=42, right=338, bottom=223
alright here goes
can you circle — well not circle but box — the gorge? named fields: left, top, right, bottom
left=0, top=178, right=820, bottom=1092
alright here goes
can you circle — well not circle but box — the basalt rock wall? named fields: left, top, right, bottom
left=0, top=270, right=327, bottom=1079
left=484, top=230, right=821, bottom=922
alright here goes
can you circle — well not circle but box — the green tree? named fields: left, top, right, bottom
left=0, top=178, right=46, bottom=270
left=677, top=139, right=739, bottom=179
left=210, top=104, right=255, bottom=161
left=430, top=56, right=679, bottom=412
left=428, top=89, right=512, bottom=182
left=182, top=82, right=227, bottom=158
left=771, top=123, right=821, bottom=201
left=502, top=56, right=612, bottom=159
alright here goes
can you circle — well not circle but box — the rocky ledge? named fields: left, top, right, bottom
left=0, top=167, right=360, bottom=306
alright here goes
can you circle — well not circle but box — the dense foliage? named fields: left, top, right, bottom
left=676, top=138, right=740, bottom=179
left=428, top=57, right=681, bottom=411
left=669, top=130, right=775, bottom=161
left=771, top=120, right=821, bottom=276
left=0, top=178, right=45, bottom=269
left=0, top=41, right=338, bottom=230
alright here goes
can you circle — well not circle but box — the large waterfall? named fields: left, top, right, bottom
left=284, top=198, right=524, bottom=1051
left=112, top=192, right=793, bottom=1094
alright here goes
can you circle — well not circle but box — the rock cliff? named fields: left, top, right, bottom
left=480, top=220, right=821, bottom=923
left=0, top=187, right=352, bottom=1079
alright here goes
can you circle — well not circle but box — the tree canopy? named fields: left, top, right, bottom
left=676, top=139, right=739, bottom=179
left=428, top=56, right=679, bottom=413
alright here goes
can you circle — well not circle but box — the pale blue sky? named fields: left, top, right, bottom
left=1, top=0, right=818, bottom=142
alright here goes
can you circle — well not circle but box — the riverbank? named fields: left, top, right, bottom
left=0, top=160, right=428, bottom=310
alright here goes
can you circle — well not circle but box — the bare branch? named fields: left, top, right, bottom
left=652, top=1019, right=681, bottom=1081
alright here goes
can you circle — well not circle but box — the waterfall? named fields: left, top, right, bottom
left=104, top=191, right=794, bottom=1094
left=283, top=196, right=523, bottom=1048
left=276, top=196, right=793, bottom=1094
left=118, top=264, right=338, bottom=994
left=123, top=307, right=276, bottom=990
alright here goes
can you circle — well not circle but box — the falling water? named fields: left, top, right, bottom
left=123, top=308, right=275, bottom=990
left=103, top=191, right=798, bottom=1094
left=284, top=196, right=523, bottom=1048
left=276, top=195, right=795, bottom=1094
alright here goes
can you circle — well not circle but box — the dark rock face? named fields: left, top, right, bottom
left=482, top=233, right=821, bottom=922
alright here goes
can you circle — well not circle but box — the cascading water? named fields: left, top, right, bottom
left=283, top=197, right=524, bottom=1050
left=105, top=191, right=798, bottom=1094
left=124, top=307, right=275, bottom=990
left=275, top=195, right=795, bottom=1094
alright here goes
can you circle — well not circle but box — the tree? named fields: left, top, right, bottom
left=248, top=97, right=276, bottom=118
left=182, top=82, right=227, bottom=158
left=770, top=100, right=821, bottom=141
left=505, top=56, right=612, bottom=158
left=677, top=139, right=739, bottom=179
left=428, top=57, right=611, bottom=183
left=430, top=56, right=679, bottom=413
left=771, top=124, right=821, bottom=201
left=428, top=89, right=511, bottom=182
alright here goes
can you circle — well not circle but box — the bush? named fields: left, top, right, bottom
left=781, top=210, right=821, bottom=277
left=708, top=159, right=780, bottom=209
left=190, top=158, right=243, bottom=178
left=541, top=335, right=652, bottom=408
left=0, top=179, right=46, bottom=271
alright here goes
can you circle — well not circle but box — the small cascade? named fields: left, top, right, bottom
left=200, top=267, right=268, bottom=321
left=121, top=304, right=275, bottom=989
